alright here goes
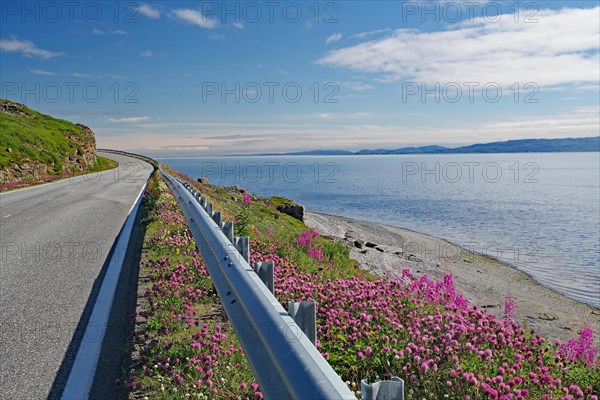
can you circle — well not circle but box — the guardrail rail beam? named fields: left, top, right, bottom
left=160, top=168, right=356, bottom=400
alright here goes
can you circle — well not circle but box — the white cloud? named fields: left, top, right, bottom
left=140, top=50, right=165, bottom=58
left=93, top=28, right=127, bottom=36
left=0, top=38, right=63, bottom=59
left=350, top=28, right=392, bottom=40
left=172, top=9, right=218, bottom=29
left=27, top=69, right=125, bottom=79
left=138, top=4, right=161, bottom=19
left=318, top=7, right=600, bottom=88
left=232, top=21, right=245, bottom=29
left=338, top=81, right=375, bottom=91
left=106, top=116, right=150, bottom=123
left=314, top=112, right=371, bottom=120
left=69, top=72, right=94, bottom=78
left=325, top=33, right=342, bottom=44
left=29, top=69, right=56, bottom=76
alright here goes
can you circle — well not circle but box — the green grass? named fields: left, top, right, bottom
left=164, top=165, right=371, bottom=281
left=0, top=99, right=91, bottom=172
left=269, top=195, right=295, bottom=207
left=88, top=155, right=118, bottom=172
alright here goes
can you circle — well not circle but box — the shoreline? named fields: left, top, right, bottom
left=305, top=211, right=600, bottom=345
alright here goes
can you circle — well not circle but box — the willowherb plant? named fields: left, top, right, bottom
left=235, top=194, right=252, bottom=236
left=297, top=229, right=318, bottom=247
left=559, top=326, right=599, bottom=367
left=504, top=297, right=516, bottom=321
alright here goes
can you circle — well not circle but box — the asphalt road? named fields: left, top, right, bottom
left=0, top=152, right=153, bottom=400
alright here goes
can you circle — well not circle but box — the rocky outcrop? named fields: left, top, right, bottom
left=269, top=196, right=305, bottom=221
left=68, top=123, right=97, bottom=169
left=0, top=101, right=34, bottom=118
left=276, top=202, right=305, bottom=222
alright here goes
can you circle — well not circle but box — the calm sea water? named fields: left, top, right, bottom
left=159, top=153, right=600, bottom=308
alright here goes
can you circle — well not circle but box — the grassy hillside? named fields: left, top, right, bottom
left=0, top=99, right=117, bottom=189
left=0, top=99, right=91, bottom=173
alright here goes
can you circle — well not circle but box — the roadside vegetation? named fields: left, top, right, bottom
left=0, top=155, right=117, bottom=191
left=126, top=166, right=599, bottom=399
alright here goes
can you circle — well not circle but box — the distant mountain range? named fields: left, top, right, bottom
left=257, top=137, right=600, bottom=156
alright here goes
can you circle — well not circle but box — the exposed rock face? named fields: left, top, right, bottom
left=69, top=123, right=97, bottom=169
left=276, top=203, right=305, bottom=222
left=1, top=160, right=55, bottom=183
left=0, top=101, right=34, bottom=118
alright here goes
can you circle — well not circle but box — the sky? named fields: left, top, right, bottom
left=1, top=1, right=599, bottom=156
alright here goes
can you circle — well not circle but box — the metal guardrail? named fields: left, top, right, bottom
left=161, top=168, right=357, bottom=400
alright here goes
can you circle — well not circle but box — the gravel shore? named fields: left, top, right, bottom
left=305, top=211, right=600, bottom=345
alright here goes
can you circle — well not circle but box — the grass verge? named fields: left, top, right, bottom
left=0, top=155, right=118, bottom=192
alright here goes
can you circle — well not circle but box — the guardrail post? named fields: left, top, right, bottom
left=361, top=377, right=404, bottom=400
left=253, top=261, right=274, bottom=293
left=234, top=236, right=249, bottom=262
left=222, top=221, right=234, bottom=242
left=212, top=211, right=222, bottom=225
left=206, top=203, right=213, bottom=215
left=200, top=197, right=207, bottom=208
left=288, top=300, right=316, bottom=345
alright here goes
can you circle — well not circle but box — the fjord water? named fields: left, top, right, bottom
left=160, top=153, right=600, bottom=308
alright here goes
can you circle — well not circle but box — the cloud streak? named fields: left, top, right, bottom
left=138, top=3, right=161, bottom=19
left=106, top=116, right=150, bottom=123
left=172, top=9, right=218, bottom=29
left=0, top=38, right=63, bottom=59
left=325, top=33, right=342, bottom=44
left=28, top=69, right=56, bottom=76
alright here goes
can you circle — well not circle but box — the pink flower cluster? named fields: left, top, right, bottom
left=297, top=229, right=326, bottom=261
left=250, top=240, right=600, bottom=399
left=297, top=229, right=319, bottom=247
left=504, top=297, right=516, bottom=321
left=559, top=327, right=599, bottom=367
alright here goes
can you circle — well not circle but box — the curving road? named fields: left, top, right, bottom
left=0, top=152, right=153, bottom=400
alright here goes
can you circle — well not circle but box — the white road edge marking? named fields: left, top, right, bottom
left=61, top=174, right=149, bottom=400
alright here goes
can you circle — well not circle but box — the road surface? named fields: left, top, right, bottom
left=0, top=152, right=153, bottom=400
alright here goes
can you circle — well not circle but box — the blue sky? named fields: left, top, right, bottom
left=1, top=1, right=599, bottom=155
